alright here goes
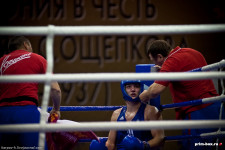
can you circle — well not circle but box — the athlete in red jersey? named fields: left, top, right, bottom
left=0, top=36, right=61, bottom=148
left=139, top=40, right=224, bottom=150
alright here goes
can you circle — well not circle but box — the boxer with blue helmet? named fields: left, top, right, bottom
left=101, top=80, right=163, bottom=150
left=120, top=80, right=144, bottom=102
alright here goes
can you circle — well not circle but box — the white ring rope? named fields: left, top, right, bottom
left=0, top=24, right=225, bottom=35
left=0, top=72, right=225, bottom=83
left=201, top=131, right=225, bottom=137
left=202, top=95, right=225, bottom=104
left=202, top=59, right=225, bottom=71
left=0, top=120, right=224, bottom=132
left=38, top=25, right=55, bottom=148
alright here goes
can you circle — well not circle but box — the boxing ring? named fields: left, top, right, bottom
left=1, top=24, right=225, bottom=149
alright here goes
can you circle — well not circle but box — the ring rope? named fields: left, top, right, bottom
left=78, top=131, right=225, bottom=142
left=0, top=24, right=225, bottom=35
left=46, top=95, right=225, bottom=112
left=46, top=106, right=122, bottom=112
left=165, top=131, right=225, bottom=141
left=0, top=72, right=224, bottom=83
left=0, top=120, right=224, bottom=132
left=189, top=59, right=225, bottom=72
left=1, top=59, right=225, bottom=83
left=38, top=25, right=56, bottom=148
left=160, top=95, right=225, bottom=110
left=220, top=67, right=225, bottom=95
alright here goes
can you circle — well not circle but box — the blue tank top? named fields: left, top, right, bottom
left=116, top=103, right=153, bottom=144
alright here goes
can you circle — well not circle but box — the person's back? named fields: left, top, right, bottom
left=0, top=49, right=46, bottom=106
left=156, top=47, right=218, bottom=118
left=169, top=47, right=206, bottom=72
left=0, top=36, right=61, bottom=149
left=162, top=47, right=218, bottom=99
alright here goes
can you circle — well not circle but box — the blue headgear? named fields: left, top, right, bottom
left=120, top=80, right=144, bottom=102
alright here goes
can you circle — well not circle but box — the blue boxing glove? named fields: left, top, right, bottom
left=89, top=138, right=108, bottom=150
left=118, top=135, right=151, bottom=150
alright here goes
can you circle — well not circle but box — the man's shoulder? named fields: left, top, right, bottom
left=31, top=52, right=45, bottom=58
left=145, top=104, right=160, bottom=120
left=30, top=52, right=46, bottom=62
left=145, top=104, right=156, bottom=110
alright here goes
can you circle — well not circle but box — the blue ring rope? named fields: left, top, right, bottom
left=189, top=68, right=202, bottom=72
left=188, top=59, right=225, bottom=72
left=47, top=106, right=122, bottom=112
left=164, top=133, right=225, bottom=141
left=78, top=133, right=225, bottom=142
left=46, top=95, right=225, bottom=112
left=160, top=99, right=203, bottom=110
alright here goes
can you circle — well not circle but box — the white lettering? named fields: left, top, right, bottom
left=195, top=142, right=220, bottom=146
left=0, top=53, right=31, bottom=75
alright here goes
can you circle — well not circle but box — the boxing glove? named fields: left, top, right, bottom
left=89, top=138, right=107, bottom=150
left=118, top=135, right=150, bottom=150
